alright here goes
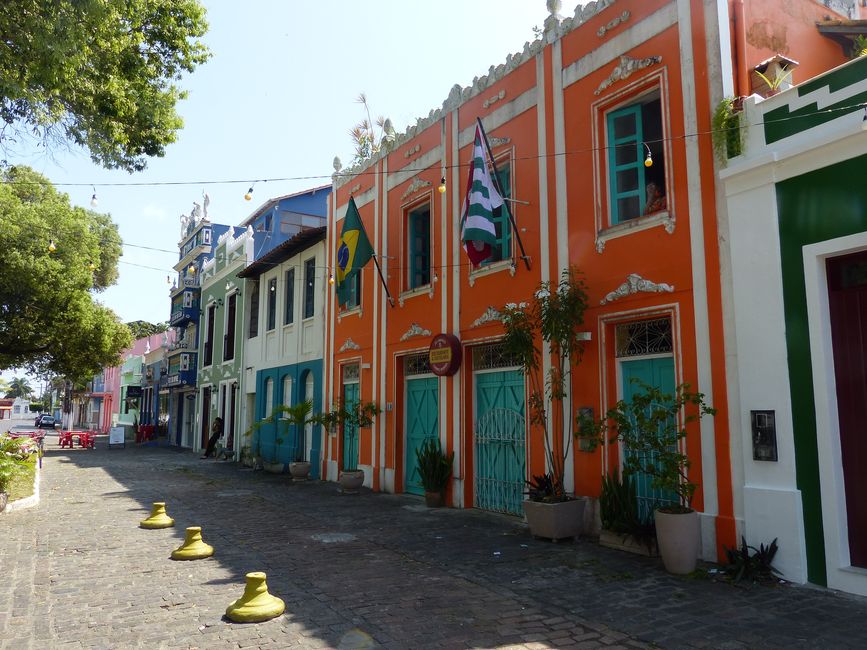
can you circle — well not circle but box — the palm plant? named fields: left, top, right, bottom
left=6, top=377, right=33, bottom=398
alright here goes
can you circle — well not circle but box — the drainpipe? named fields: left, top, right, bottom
left=732, top=0, right=751, bottom=98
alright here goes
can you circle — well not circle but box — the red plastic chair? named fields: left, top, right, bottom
left=59, top=431, right=74, bottom=448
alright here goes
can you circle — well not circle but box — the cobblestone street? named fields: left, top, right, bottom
left=2, top=441, right=867, bottom=649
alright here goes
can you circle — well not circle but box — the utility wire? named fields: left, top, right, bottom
left=2, top=101, right=864, bottom=189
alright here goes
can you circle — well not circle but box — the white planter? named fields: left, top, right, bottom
left=523, top=498, right=585, bottom=541
left=289, top=461, right=311, bottom=481
left=655, top=509, right=700, bottom=574
left=338, top=470, right=364, bottom=494
left=262, top=461, right=285, bottom=474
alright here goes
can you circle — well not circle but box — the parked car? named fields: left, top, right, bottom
left=37, top=415, right=56, bottom=429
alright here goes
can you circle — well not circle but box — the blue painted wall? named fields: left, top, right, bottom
left=246, top=188, right=331, bottom=261
left=254, top=359, right=323, bottom=477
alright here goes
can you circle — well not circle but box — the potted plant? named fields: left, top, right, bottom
left=245, top=409, right=285, bottom=473
left=501, top=266, right=589, bottom=541
left=0, top=434, right=36, bottom=513
left=273, top=400, right=316, bottom=480
left=321, top=400, right=380, bottom=493
left=589, top=380, right=715, bottom=574
left=415, top=438, right=454, bottom=507
left=597, top=468, right=657, bottom=556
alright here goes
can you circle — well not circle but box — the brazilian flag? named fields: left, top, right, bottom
left=335, top=197, right=374, bottom=305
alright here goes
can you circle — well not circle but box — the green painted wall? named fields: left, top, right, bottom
left=777, top=152, right=867, bottom=586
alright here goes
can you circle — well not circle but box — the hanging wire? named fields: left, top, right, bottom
left=2, top=101, right=864, bottom=190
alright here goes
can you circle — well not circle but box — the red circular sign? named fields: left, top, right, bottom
left=429, top=333, right=461, bottom=376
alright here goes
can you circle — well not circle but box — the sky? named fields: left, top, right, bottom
left=2, top=0, right=550, bottom=385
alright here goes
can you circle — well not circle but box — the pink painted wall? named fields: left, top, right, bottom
left=104, top=330, right=175, bottom=427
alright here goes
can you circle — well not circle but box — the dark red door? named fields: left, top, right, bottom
left=827, top=251, right=867, bottom=568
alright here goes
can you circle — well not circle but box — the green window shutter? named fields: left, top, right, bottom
left=408, top=205, right=430, bottom=289
left=607, top=105, right=645, bottom=224
left=488, top=163, right=512, bottom=264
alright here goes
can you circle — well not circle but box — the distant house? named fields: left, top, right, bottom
left=11, top=397, right=30, bottom=418
left=0, top=398, right=13, bottom=420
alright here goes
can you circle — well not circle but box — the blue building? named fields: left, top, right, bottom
left=166, top=201, right=231, bottom=448
left=237, top=186, right=331, bottom=473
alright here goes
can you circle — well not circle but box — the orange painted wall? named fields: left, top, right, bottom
left=323, top=0, right=849, bottom=560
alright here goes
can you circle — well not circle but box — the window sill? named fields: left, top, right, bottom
left=337, top=306, right=362, bottom=322
left=398, top=284, right=434, bottom=306
left=595, top=210, right=674, bottom=252
left=468, top=258, right=515, bottom=287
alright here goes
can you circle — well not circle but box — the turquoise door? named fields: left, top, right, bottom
left=405, top=376, right=439, bottom=495
left=620, top=356, right=678, bottom=519
left=342, top=382, right=359, bottom=471
left=474, top=370, right=526, bottom=515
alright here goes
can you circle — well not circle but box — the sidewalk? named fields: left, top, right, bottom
left=1, top=442, right=866, bottom=649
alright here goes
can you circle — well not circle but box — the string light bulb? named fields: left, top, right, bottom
left=438, top=176, right=446, bottom=194
left=90, top=187, right=98, bottom=208
left=48, top=240, right=57, bottom=253
left=244, top=186, right=254, bottom=201
left=643, top=143, right=653, bottom=168
left=433, top=270, right=439, bottom=283
left=328, top=273, right=335, bottom=285
left=187, top=263, right=196, bottom=275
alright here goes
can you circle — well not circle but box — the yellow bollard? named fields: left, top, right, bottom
left=139, top=502, right=175, bottom=529
left=225, top=572, right=285, bottom=623
left=171, top=526, right=214, bottom=560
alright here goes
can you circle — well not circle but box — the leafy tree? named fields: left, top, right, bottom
left=126, top=320, right=169, bottom=339
left=0, top=0, right=210, bottom=172
left=0, top=166, right=131, bottom=381
left=5, top=376, right=32, bottom=398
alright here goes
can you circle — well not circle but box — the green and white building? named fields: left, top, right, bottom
left=721, top=55, right=867, bottom=596
left=196, top=225, right=255, bottom=458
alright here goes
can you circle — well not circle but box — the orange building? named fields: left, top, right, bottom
left=323, top=0, right=854, bottom=563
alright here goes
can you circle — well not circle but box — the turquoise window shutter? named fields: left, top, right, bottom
left=607, top=104, right=645, bottom=224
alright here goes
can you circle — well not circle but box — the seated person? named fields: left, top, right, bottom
left=644, top=182, right=667, bottom=215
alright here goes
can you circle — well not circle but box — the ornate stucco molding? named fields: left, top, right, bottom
left=338, top=338, right=361, bottom=352
left=488, top=136, right=512, bottom=149
left=597, top=10, right=630, bottom=37
left=600, top=273, right=674, bottom=305
left=401, top=178, right=432, bottom=200
left=483, top=90, right=506, bottom=109
left=399, top=323, right=432, bottom=342
left=470, top=306, right=504, bottom=328
left=331, top=0, right=616, bottom=190
left=594, top=55, right=663, bottom=95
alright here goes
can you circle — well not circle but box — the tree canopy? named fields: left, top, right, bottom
left=0, top=166, right=132, bottom=381
left=126, top=320, right=169, bottom=339
left=0, top=0, right=210, bottom=172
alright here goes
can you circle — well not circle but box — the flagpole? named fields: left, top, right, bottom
left=371, top=254, right=395, bottom=307
left=351, top=196, right=395, bottom=308
left=476, top=117, right=531, bottom=271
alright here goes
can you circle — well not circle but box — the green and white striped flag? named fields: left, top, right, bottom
left=460, top=123, right=503, bottom=267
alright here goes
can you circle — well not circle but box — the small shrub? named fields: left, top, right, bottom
left=724, top=536, right=780, bottom=583
left=415, top=438, right=454, bottom=493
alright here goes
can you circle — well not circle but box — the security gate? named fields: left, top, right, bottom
left=342, top=365, right=360, bottom=472
left=473, top=344, right=526, bottom=516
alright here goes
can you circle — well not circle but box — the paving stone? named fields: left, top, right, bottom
left=2, top=444, right=867, bottom=649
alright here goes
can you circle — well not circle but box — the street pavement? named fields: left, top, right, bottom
left=2, top=442, right=867, bottom=649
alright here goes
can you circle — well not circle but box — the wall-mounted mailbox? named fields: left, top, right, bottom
left=751, top=410, right=778, bottom=461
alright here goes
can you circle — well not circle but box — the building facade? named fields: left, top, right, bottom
left=195, top=226, right=255, bottom=457
left=166, top=202, right=230, bottom=448
left=323, top=0, right=853, bottom=565
left=721, top=55, right=867, bottom=595
left=236, top=187, right=331, bottom=471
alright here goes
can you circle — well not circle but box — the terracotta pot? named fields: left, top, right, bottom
left=655, top=509, right=700, bottom=574
left=523, top=498, right=585, bottom=541
left=339, top=470, right=365, bottom=494
left=288, top=461, right=311, bottom=481
left=424, top=490, right=444, bottom=507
